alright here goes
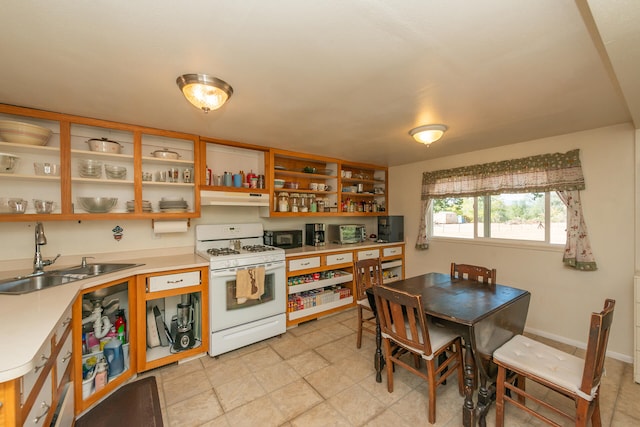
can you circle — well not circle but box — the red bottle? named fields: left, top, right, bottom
left=114, top=309, right=127, bottom=344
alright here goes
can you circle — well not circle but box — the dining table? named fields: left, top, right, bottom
left=367, top=272, right=531, bottom=427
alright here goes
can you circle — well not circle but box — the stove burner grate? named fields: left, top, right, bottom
left=207, top=248, right=240, bottom=256
left=242, top=245, right=276, bottom=252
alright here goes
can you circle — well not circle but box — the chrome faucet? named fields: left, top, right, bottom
left=33, top=222, right=60, bottom=275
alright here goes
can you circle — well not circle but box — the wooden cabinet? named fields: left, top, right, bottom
left=135, top=267, right=209, bottom=372
left=73, top=277, right=136, bottom=415
left=0, top=305, right=72, bottom=427
left=269, top=149, right=340, bottom=216
left=0, top=104, right=199, bottom=221
left=338, top=161, right=388, bottom=215
left=286, top=250, right=355, bottom=326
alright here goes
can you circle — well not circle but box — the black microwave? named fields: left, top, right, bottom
left=264, top=230, right=303, bottom=249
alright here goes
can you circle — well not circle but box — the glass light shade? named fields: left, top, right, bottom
left=176, top=74, right=233, bottom=113
left=409, top=124, right=448, bottom=145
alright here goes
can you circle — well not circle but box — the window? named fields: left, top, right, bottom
left=432, top=192, right=566, bottom=244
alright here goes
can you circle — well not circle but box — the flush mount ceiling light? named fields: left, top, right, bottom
left=409, top=124, right=448, bottom=145
left=176, top=73, right=233, bottom=113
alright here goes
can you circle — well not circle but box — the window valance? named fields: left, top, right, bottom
left=421, top=149, right=585, bottom=199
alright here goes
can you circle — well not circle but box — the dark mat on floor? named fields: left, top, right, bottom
left=76, top=376, right=163, bottom=427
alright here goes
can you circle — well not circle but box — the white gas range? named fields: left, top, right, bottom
left=195, top=223, right=287, bottom=356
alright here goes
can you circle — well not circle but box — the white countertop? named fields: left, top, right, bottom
left=284, top=241, right=405, bottom=257
left=0, top=252, right=209, bottom=383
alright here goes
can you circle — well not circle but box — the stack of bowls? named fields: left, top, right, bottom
left=77, top=197, right=117, bottom=213
left=0, top=197, right=23, bottom=214
left=79, top=159, right=103, bottom=178
left=105, top=164, right=127, bottom=180
left=8, top=199, right=28, bottom=214
left=126, top=200, right=152, bottom=212
left=33, top=199, right=55, bottom=214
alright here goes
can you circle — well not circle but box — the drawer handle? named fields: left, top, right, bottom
left=301, top=262, right=310, bottom=266
left=336, top=257, right=344, bottom=261
left=34, top=354, right=49, bottom=373
left=62, top=350, right=72, bottom=363
left=33, top=401, right=51, bottom=424
left=62, top=317, right=71, bottom=327
left=167, top=279, right=184, bottom=284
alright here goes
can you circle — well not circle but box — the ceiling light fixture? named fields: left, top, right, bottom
left=409, top=124, right=448, bottom=145
left=176, top=73, right=233, bottom=113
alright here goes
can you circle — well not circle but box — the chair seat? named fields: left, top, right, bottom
left=357, top=298, right=371, bottom=309
left=382, top=321, right=458, bottom=361
left=493, top=335, right=597, bottom=401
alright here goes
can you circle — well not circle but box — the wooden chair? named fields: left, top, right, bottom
left=450, top=262, right=496, bottom=284
left=493, top=299, right=616, bottom=427
left=372, top=284, right=464, bottom=424
left=354, top=258, right=383, bottom=348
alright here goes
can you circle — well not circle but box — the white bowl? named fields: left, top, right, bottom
left=274, top=179, right=285, bottom=189
left=0, top=120, right=52, bottom=146
left=0, top=152, right=19, bottom=173
left=86, top=138, right=122, bottom=154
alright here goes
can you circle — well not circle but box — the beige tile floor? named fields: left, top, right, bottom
left=141, top=308, right=640, bottom=426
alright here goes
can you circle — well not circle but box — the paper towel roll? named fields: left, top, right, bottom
left=153, top=220, right=188, bottom=234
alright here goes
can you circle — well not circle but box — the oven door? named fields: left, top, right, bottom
left=209, top=260, right=286, bottom=332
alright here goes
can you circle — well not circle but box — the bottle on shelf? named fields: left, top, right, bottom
left=114, top=309, right=127, bottom=344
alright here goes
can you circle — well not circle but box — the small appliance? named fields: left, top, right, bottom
left=327, top=224, right=367, bottom=244
left=378, top=215, right=404, bottom=243
left=173, top=296, right=195, bottom=351
left=305, top=223, right=326, bottom=246
left=263, top=229, right=303, bottom=249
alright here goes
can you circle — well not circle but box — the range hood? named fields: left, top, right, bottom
left=200, top=190, right=270, bottom=207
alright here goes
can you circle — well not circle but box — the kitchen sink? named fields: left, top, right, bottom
left=0, top=263, right=141, bottom=295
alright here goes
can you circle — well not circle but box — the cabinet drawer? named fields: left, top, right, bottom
left=357, top=249, right=380, bottom=261
left=53, top=307, right=72, bottom=346
left=383, top=246, right=403, bottom=257
left=23, top=373, right=52, bottom=427
left=289, top=257, right=321, bottom=272
left=21, top=338, right=52, bottom=405
left=56, top=333, right=72, bottom=389
left=326, top=252, right=353, bottom=266
left=148, top=270, right=201, bottom=292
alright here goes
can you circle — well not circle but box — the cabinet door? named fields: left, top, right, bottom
left=22, top=374, right=52, bottom=427
left=136, top=267, right=208, bottom=372
left=73, top=277, right=135, bottom=415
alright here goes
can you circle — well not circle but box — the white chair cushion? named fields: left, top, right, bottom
left=357, top=298, right=371, bottom=308
left=493, top=335, right=597, bottom=401
left=382, top=321, right=459, bottom=361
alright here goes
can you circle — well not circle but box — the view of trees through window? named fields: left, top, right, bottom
left=432, top=193, right=566, bottom=244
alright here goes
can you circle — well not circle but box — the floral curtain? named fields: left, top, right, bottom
left=416, top=149, right=597, bottom=270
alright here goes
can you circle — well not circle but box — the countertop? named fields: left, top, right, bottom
left=0, top=252, right=209, bottom=383
left=284, top=240, right=405, bottom=257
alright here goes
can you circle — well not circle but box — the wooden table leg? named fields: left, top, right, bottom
left=462, top=340, right=476, bottom=427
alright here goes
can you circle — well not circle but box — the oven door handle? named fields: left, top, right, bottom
left=210, top=261, right=285, bottom=277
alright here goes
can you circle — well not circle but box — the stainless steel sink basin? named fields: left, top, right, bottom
left=0, top=263, right=141, bottom=295
left=56, top=263, right=140, bottom=277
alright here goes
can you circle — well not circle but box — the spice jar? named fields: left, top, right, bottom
left=317, top=198, right=325, bottom=212
left=308, top=194, right=317, bottom=212
left=289, top=193, right=300, bottom=212
left=277, top=192, right=290, bottom=212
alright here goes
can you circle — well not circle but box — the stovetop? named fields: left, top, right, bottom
left=195, top=223, right=285, bottom=269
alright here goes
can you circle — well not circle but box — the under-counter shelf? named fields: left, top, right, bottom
left=288, top=272, right=353, bottom=294
left=288, top=296, right=354, bottom=321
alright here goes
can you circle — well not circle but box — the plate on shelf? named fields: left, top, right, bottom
left=274, top=165, right=287, bottom=170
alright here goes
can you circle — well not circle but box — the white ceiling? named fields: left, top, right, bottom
left=0, top=0, right=638, bottom=166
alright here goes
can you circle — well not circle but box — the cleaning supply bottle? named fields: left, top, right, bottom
left=114, top=309, right=127, bottom=344
left=94, top=360, right=108, bottom=391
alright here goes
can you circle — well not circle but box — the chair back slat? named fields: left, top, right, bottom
left=354, top=258, right=383, bottom=301
left=580, top=298, right=615, bottom=395
left=373, top=284, right=433, bottom=356
left=450, top=262, right=496, bottom=284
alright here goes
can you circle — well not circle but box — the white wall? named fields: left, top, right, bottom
left=0, top=207, right=376, bottom=268
left=389, top=123, right=636, bottom=360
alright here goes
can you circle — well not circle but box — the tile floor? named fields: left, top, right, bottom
left=140, top=308, right=640, bottom=426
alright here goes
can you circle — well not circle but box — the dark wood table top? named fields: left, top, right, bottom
left=388, top=272, right=530, bottom=327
